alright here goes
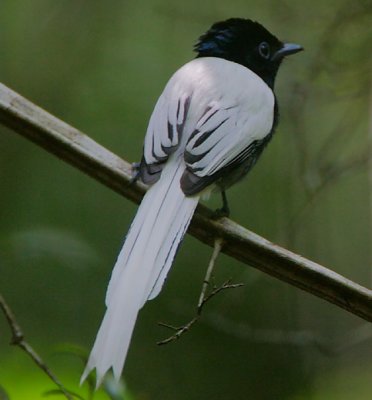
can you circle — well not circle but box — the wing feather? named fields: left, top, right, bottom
left=140, top=92, right=191, bottom=184
left=184, top=104, right=264, bottom=177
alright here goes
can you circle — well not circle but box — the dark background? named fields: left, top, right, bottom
left=1, top=1, right=371, bottom=399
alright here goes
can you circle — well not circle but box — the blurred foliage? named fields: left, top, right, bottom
left=1, top=0, right=372, bottom=399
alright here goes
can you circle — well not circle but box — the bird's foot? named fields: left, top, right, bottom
left=129, top=162, right=141, bottom=185
left=212, top=205, right=230, bottom=219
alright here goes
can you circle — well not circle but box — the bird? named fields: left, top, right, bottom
left=81, top=18, right=303, bottom=386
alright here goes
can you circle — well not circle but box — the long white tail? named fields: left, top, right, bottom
left=81, top=158, right=199, bottom=386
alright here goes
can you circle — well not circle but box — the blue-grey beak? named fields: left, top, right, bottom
left=271, top=43, right=303, bottom=61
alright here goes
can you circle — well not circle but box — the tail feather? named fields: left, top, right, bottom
left=81, top=158, right=199, bottom=385
left=146, top=197, right=195, bottom=301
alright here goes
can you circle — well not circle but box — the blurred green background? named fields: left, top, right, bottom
left=1, top=1, right=371, bottom=399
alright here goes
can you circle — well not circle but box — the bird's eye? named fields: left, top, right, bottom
left=258, top=42, right=270, bottom=59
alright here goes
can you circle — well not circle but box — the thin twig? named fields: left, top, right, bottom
left=198, top=238, right=224, bottom=308
left=0, top=294, right=75, bottom=400
left=157, top=239, right=244, bottom=345
left=0, top=83, right=371, bottom=322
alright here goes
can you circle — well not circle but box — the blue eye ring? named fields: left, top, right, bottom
left=258, top=42, right=270, bottom=59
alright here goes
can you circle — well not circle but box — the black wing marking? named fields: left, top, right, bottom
left=180, top=102, right=274, bottom=195
left=181, top=136, right=272, bottom=195
left=139, top=94, right=191, bottom=184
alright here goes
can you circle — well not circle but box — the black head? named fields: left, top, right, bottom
left=194, top=18, right=303, bottom=88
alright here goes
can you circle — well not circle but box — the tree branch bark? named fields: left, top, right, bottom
left=1, top=82, right=371, bottom=322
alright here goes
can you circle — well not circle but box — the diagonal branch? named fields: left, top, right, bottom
left=0, top=294, right=75, bottom=400
left=0, top=82, right=371, bottom=322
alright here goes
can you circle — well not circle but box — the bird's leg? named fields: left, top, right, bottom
left=213, top=190, right=230, bottom=218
